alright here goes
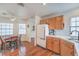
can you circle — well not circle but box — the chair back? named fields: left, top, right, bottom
left=11, top=36, right=18, bottom=41
left=0, top=36, right=3, bottom=45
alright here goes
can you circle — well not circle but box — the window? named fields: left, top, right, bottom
left=19, top=24, right=26, bottom=34
left=70, top=17, right=79, bottom=36
left=0, top=23, right=13, bottom=35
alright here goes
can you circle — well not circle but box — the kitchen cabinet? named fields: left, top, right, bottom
left=48, top=17, right=56, bottom=29
left=46, top=37, right=60, bottom=54
left=46, top=37, right=53, bottom=50
left=46, top=36, right=74, bottom=56
left=60, top=40, right=74, bottom=56
left=40, top=18, right=48, bottom=24
left=40, top=16, right=64, bottom=30
left=55, top=16, right=64, bottom=29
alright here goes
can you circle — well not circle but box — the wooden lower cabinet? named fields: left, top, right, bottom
left=60, top=40, right=74, bottom=56
left=46, top=37, right=60, bottom=54
left=46, top=37, right=52, bottom=50
left=46, top=36, right=74, bottom=56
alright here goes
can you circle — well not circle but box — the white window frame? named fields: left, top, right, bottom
left=70, top=17, right=79, bottom=36
left=0, top=23, right=13, bottom=35
left=19, top=24, right=26, bottom=35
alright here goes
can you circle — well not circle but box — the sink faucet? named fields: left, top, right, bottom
left=70, top=30, right=79, bottom=41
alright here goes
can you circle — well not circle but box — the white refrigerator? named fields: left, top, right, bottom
left=36, top=24, right=49, bottom=48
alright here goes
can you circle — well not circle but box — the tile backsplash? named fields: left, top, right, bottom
left=49, top=30, right=55, bottom=35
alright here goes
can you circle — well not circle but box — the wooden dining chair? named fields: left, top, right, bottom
left=0, top=36, right=3, bottom=51
left=11, top=35, right=22, bottom=49
left=11, top=36, right=19, bottom=49
left=17, top=35, right=21, bottom=48
left=0, top=36, right=10, bottom=53
left=1, top=37, right=12, bottom=51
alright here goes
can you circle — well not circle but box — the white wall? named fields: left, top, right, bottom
left=35, top=16, right=42, bottom=46
left=26, top=18, right=36, bottom=42
left=26, top=16, right=42, bottom=46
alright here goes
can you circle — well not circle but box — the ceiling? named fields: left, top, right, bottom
left=0, top=3, right=79, bottom=18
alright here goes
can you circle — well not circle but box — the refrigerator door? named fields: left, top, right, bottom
left=37, top=24, right=48, bottom=48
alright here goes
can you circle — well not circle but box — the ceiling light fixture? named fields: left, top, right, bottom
left=11, top=17, right=16, bottom=21
left=43, top=3, right=46, bottom=5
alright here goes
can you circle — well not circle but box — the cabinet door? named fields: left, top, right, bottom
left=40, top=19, right=48, bottom=24
left=52, top=37, right=60, bottom=54
left=48, top=19, right=52, bottom=29
left=55, top=16, right=64, bottom=29
left=56, top=16, right=63, bottom=22
left=40, top=19, right=45, bottom=24
left=40, top=20, right=43, bottom=24
left=51, top=17, right=56, bottom=29
left=46, top=37, right=60, bottom=54
left=60, top=40, right=74, bottom=56
left=46, top=37, right=53, bottom=50
left=48, top=17, right=56, bottom=29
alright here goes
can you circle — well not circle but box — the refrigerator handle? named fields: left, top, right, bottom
left=44, top=27, right=45, bottom=40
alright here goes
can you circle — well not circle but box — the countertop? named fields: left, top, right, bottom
left=47, top=35, right=79, bottom=56
left=47, top=35, right=74, bottom=43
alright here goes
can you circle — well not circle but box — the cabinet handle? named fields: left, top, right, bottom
left=63, top=23, right=64, bottom=27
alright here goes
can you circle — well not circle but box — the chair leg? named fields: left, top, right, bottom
left=9, top=42, right=12, bottom=49
left=0, top=44, right=2, bottom=50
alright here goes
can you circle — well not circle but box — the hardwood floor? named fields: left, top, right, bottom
left=23, top=41, right=54, bottom=56
left=1, top=41, right=56, bottom=56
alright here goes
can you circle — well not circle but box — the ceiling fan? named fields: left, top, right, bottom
left=0, top=10, right=16, bottom=21
left=0, top=10, right=28, bottom=21
left=0, top=3, right=26, bottom=21
left=17, top=3, right=25, bottom=7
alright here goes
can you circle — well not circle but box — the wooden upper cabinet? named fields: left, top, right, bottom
left=56, top=16, right=63, bottom=22
left=55, top=16, right=64, bottom=29
left=40, top=18, right=48, bottom=24
left=40, top=16, right=64, bottom=30
left=40, top=19, right=45, bottom=24
left=48, top=17, right=56, bottom=29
